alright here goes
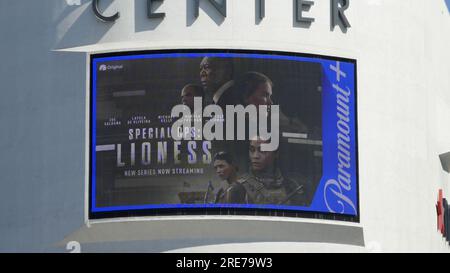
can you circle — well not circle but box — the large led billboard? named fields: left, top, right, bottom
left=90, top=49, right=358, bottom=220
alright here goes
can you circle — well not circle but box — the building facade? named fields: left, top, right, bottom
left=0, top=0, right=449, bottom=252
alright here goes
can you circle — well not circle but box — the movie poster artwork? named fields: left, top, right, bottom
left=90, top=50, right=358, bottom=218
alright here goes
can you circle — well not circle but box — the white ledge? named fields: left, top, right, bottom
left=52, top=40, right=358, bottom=58
left=59, top=216, right=365, bottom=250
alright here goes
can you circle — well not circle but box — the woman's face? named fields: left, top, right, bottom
left=214, top=159, right=235, bottom=180
left=249, top=139, right=275, bottom=172
left=246, top=82, right=273, bottom=107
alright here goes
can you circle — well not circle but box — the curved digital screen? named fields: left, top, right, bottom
left=90, top=49, right=358, bottom=220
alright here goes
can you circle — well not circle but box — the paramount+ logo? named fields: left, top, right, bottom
left=436, top=189, right=450, bottom=245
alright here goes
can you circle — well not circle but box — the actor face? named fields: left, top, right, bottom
left=214, top=159, right=235, bottom=181
left=246, top=82, right=273, bottom=107
left=200, top=57, right=228, bottom=93
left=181, top=86, right=196, bottom=110
left=249, top=139, right=275, bottom=172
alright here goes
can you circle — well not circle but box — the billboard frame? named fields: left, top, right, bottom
left=88, top=48, right=360, bottom=222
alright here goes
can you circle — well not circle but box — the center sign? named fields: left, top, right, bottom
left=92, top=0, right=351, bottom=32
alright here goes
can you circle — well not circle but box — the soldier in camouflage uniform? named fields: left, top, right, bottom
left=239, top=138, right=310, bottom=206
left=211, top=151, right=246, bottom=204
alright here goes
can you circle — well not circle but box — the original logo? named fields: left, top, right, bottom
left=98, top=64, right=123, bottom=72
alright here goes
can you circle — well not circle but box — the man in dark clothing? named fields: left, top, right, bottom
left=199, top=56, right=238, bottom=110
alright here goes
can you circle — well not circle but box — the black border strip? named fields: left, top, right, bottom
left=88, top=48, right=359, bottom=223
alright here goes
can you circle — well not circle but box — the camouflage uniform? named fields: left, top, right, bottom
left=213, top=182, right=247, bottom=204
left=238, top=169, right=310, bottom=206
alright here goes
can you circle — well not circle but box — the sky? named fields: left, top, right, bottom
left=446, top=0, right=450, bottom=12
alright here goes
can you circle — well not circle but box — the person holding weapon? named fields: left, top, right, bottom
left=204, top=151, right=246, bottom=204
left=239, top=137, right=310, bottom=206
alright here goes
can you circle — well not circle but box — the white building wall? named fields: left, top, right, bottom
left=0, top=0, right=449, bottom=252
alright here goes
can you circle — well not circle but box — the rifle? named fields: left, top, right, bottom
left=278, top=185, right=304, bottom=205
left=203, top=181, right=214, bottom=204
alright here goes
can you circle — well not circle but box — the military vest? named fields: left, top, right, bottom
left=239, top=170, right=304, bottom=205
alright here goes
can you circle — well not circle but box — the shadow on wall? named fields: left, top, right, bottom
left=55, top=0, right=231, bottom=47
left=54, top=0, right=115, bottom=49
left=0, top=0, right=91, bottom=252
